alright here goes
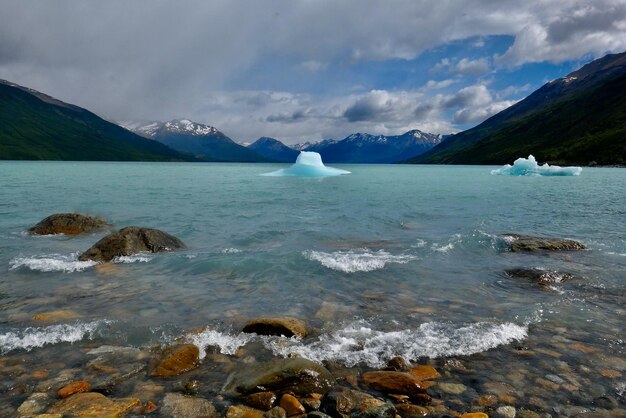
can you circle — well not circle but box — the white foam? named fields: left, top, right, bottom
left=262, top=151, right=350, bottom=177
left=0, top=320, right=110, bottom=353
left=432, top=243, right=454, bottom=253
left=186, top=328, right=253, bottom=359
left=112, top=254, right=152, bottom=263
left=412, top=239, right=427, bottom=248
left=491, top=155, right=582, bottom=176
left=303, top=249, right=415, bottom=273
left=185, top=320, right=527, bottom=368
left=9, top=253, right=97, bottom=272
left=222, top=248, right=242, bottom=254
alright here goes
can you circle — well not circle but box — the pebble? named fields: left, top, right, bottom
left=437, top=383, right=467, bottom=395
left=280, top=394, right=306, bottom=417
left=495, top=406, right=516, bottom=418
left=17, top=393, right=50, bottom=416
left=57, top=381, right=91, bottom=398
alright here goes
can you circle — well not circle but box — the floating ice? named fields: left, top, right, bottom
left=185, top=320, right=527, bottom=368
left=491, top=155, right=582, bottom=176
left=303, top=249, right=415, bottom=273
left=262, top=151, right=350, bottom=177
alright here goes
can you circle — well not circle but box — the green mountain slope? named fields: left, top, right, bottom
left=409, top=52, right=626, bottom=165
left=0, top=80, right=191, bottom=161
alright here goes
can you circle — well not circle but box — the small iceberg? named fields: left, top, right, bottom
left=491, top=155, right=582, bottom=176
left=262, top=151, right=350, bottom=177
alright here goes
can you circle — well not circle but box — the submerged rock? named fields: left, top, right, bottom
left=243, top=317, right=308, bottom=338
left=32, top=310, right=81, bottom=323
left=504, top=268, right=576, bottom=288
left=280, top=394, right=306, bottom=416
left=160, top=393, right=216, bottom=418
left=226, top=358, right=335, bottom=396
left=57, top=381, right=91, bottom=399
left=246, top=391, right=277, bottom=411
left=320, top=387, right=385, bottom=417
left=78, top=226, right=185, bottom=262
left=150, top=344, right=199, bottom=378
left=350, top=404, right=396, bottom=418
left=46, top=392, right=140, bottom=416
left=502, top=233, right=586, bottom=252
left=29, top=213, right=108, bottom=235
left=362, top=371, right=425, bottom=396
left=227, top=405, right=266, bottom=418
left=17, top=392, right=50, bottom=416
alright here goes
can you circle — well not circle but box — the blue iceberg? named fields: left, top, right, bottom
left=491, top=155, right=582, bottom=176
left=262, top=151, right=351, bottom=177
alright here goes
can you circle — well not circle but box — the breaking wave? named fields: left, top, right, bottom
left=186, top=320, right=527, bottom=368
left=0, top=320, right=111, bottom=353
left=9, top=253, right=97, bottom=273
left=303, top=249, right=416, bottom=273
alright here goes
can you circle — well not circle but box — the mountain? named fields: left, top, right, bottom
left=248, top=137, right=300, bottom=162
left=0, top=80, right=192, bottom=161
left=300, top=130, right=444, bottom=163
left=125, top=119, right=271, bottom=162
left=409, top=51, right=626, bottom=165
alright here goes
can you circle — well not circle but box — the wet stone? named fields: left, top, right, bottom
left=57, top=381, right=91, bottom=398
left=32, top=310, right=81, bottom=323
left=243, top=317, right=308, bottom=338
left=280, top=394, right=306, bottom=416
left=308, top=412, right=333, bottom=418
left=408, top=365, right=441, bottom=381
left=160, top=393, right=217, bottom=418
left=501, top=233, right=586, bottom=252
left=321, top=387, right=385, bottom=417
left=246, top=391, right=277, bottom=411
left=384, top=357, right=410, bottom=371
left=350, top=404, right=396, bottom=418
left=301, top=396, right=322, bottom=411
left=395, top=404, right=430, bottom=418
left=495, top=406, right=516, bottom=418
left=436, top=383, right=467, bottom=395
left=228, top=405, right=266, bottom=418
left=362, top=371, right=424, bottom=396
left=516, top=410, right=542, bottom=418
left=460, top=414, right=489, bottom=418
left=17, top=392, right=51, bottom=416
left=266, top=406, right=288, bottom=418
left=473, top=394, right=497, bottom=407
left=46, top=392, right=141, bottom=417
left=150, top=344, right=199, bottom=378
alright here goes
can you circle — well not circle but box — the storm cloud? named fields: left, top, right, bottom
left=1, top=0, right=624, bottom=143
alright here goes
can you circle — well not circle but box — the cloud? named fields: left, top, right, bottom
left=454, top=58, right=491, bottom=76
left=299, top=60, right=328, bottom=72
left=453, top=100, right=518, bottom=124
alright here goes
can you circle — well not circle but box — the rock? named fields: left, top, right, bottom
left=266, top=407, right=288, bottom=418
left=57, top=381, right=91, bottom=398
left=150, top=344, right=199, bottom=378
left=160, top=393, right=216, bottom=418
left=79, top=226, right=185, bottom=262
left=246, top=392, right=278, bottom=411
left=350, top=404, right=396, bottom=418
left=33, top=414, right=63, bottom=418
left=309, top=413, right=332, bottom=418
left=384, top=357, right=410, bottom=371
left=594, top=395, right=618, bottom=409
left=600, top=369, right=622, bottom=378
left=228, top=405, right=266, bottom=418
left=18, top=393, right=51, bottom=416
left=301, top=396, right=322, bottom=411
left=516, top=410, right=541, bottom=418
left=281, top=394, right=306, bottom=416
left=243, top=317, right=308, bottom=338
left=362, top=371, right=424, bottom=396
left=395, top=404, right=430, bottom=418
left=460, top=414, right=488, bottom=418
left=226, top=358, right=335, bottom=396
left=47, top=392, right=140, bottom=416
left=29, top=213, right=108, bottom=235
left=408, top=365, right=441, bottom=381
left=321, top=387, right=385, bottom=417
left=436, top=383, right=467, bottom=395
left=502, top=233, right=586, bottom=252
left=495, top=406, right=516, bottom=418
left=504, top=268, right=575, bottom=288
left=32, top=310, right=81, bottom=323
left=474, top=394, right=498, bottom=407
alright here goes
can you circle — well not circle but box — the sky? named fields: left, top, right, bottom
left=1, top=1, right=626, bottom=144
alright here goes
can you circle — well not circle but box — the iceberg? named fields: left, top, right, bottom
left=262, top=151, right=350, bottom=177
left=491, top=155, right=582, bottom=176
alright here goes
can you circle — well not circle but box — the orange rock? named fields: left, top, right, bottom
left=362, top=371, right=424, bottom=395
left=47, top=392, right=141, bottom=417
left=245, top=392, right=277, bottom=411
left=32, top=310, right=81, bottom=323
left=58, top=381, right=91, bottom=398
left=280, top=394, right=306, bottom=416
left=32, top=370, right=49, bottom=380
left=89, top=364, right=118, bottom=374
left=473, top=394, right=497, bottom=407
left=460, top=413, right=489, bottom=418
left=227, top=405, right=265, bottom=418
left=600, top=369, right=622, bottom=378
left=150, top=344, right=199, bottom=378
left=144, top=400, right=158, bottom=413
left=570, top=342, right=596, bottom=353
left=408, top=365, right=441, bottom=381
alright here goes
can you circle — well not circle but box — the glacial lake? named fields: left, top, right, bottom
left=0, top=161, right=624, bottom=412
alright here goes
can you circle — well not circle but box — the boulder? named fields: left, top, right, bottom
left=29, top=213, right=108, bottom=235
left=79, top=226, right=185, bottom=262
left=46, top=392, right=140, bottom=416
left=226, top=358, right=335, bottom=396
left=150, top=344, right=199, bottom=378
left=502, top=233, right=586, bottom=252
left=243, top=317, right=308, bottom=338
left=361, top=371, right=424, bottom=396
left=504, top=268, right=576, bottom=288
left=160, top=393, right=216, bottom=418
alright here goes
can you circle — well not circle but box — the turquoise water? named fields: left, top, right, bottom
left=0, top=162, right=625, bottom=409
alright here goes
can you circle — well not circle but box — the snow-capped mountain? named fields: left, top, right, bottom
left=122, top=119, right=271, bottom=162
left=249, top=129, right=445, bottom=163
left=248, top=137, right=300, bottom=162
